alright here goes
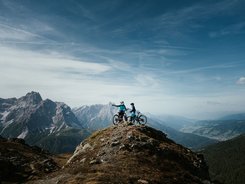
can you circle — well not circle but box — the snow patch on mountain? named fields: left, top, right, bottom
left=0, top=111, right=10, bottom=121
left=17, top=128, right=29, bottom=139
left=0, top=120, right=13, bottom=134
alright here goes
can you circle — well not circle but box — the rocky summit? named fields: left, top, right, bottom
left=31, top=124, right=211, bottom=184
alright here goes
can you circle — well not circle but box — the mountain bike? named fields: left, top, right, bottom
left=130, top=111, right=147, bottom=125
left=112, top=111, right=147, bottom=125
left=112, top=112, right=128, bottom=125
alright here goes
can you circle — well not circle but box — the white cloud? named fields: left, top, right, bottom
left=134, top=74, right=160, bottom=88
left=0, top=46, right=111, bottom=75
left=0, top=46, right=113, bottom=102
left=166, top=63, right=237, bottom=75
left=0, top=21, right=59, bottom=47
left=107, top=58, right=131, bottom=72
left=0, top=23, right=35, bottom=41
left=237, top=77, right=245, bottom=85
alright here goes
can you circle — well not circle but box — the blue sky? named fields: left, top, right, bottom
left=0, top=0, right=245, bottom=119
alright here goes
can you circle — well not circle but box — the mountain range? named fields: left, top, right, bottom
left=219, top=113, right=245, bottom=121
left=1, top=91, right=244, bottom=154
left=0, top=92, right=89, bottom=153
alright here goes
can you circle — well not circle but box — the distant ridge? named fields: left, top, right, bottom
left=202, top=134, right=245, bottom=184
left=219, top=113, right=245, bottom=120
left=182, top=119, right=245, bottom=141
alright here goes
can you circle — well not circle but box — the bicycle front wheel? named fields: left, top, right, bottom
left=138, top=115, right=147, bottom=125
left=113, top=114, right=120, bottom=125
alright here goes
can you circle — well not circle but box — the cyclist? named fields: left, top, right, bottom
left=112, top=101, right=127, bottom=121
left=129, top=103, right=136, bottom=122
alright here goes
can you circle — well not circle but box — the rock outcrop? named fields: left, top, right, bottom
left=0, top=136, right=59, bottom=183
left=31, top=124, right=211, bottom=184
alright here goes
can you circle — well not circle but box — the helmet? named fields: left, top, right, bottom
left=130, top=103, right=134, bottom=105
left=120, top=101, right=124, bottom=104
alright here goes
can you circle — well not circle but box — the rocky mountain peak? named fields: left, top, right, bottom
left=0, top=92, right=87, bottom=153
left=37, top=124, right=211, bottom=183
left=18, top=91, right=42, bottom=106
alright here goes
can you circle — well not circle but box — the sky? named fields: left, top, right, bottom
left=0, top=0, right=245, bottom=119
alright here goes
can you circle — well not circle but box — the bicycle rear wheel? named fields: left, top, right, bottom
left=138, top=115, right=147, bottom=125
left=113, top=114, right=120, bottom=125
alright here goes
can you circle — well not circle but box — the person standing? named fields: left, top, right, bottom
left=129, top=103, right=136, bottom=122
left=112, top=101, right=127, bottom=121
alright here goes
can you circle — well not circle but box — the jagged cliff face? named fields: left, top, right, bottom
left=0, top=92, right=89, bottom=153
left=32, top=124, right=211, bottom=184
